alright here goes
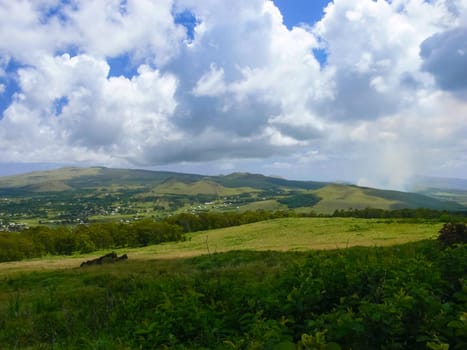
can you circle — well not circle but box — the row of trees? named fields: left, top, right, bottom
left=332, top=207, right=467, bottom=220
left=165, top=210, right=295, bottom=232
left=0, top=220, right=182, bottom=262
left=0, top=210, right=296, bottom=262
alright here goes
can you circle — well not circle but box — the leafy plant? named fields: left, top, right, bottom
left=438, top=222, right=467, bottom=246
left=1, top=240, right=467, bottom=349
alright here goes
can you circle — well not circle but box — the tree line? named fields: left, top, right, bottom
left=1, top=208, right=465, bottom=263
left=0, top=210, right=295, bottom=262
left=0, top=219, right=182, bottom=262
left=332, top=207, right=467, bottom=220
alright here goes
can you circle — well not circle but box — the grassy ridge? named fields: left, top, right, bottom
left=310, top=185, right=399, bottom=213
left=154, top=179, right=257, bottom=196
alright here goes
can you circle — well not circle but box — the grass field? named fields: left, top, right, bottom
left=1, top=217, right=465, bottom=349
left=0, top=218, right=442, bottom=275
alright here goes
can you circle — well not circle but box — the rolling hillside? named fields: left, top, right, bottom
left=153, top=178, right=258, bottom=196
left=0, top=167, right=464, bottom=224
left=0, top=167, right=326, bottom=192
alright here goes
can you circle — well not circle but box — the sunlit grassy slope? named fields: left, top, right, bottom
left=0, top=167, right=102, bottom=188
left=0, top=218, right=441, bottom=275
left=239, top=199, right=286, bottom=211
left=308, top=184, right=465, bottom=214
left=0, top=167, right=203, bottom=190
left=154, top=179, right=257, bottom=196
left=310, top=185, right=399, bottom=213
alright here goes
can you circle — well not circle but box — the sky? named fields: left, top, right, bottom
left=0, top=0, right=466, bottom=189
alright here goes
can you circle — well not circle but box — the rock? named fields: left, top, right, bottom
left=80, top=252, right=128, bottom=267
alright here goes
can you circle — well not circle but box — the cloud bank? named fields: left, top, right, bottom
left=0, top=0, right=466, bottom=188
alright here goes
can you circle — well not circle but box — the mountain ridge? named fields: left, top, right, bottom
left=0, top=166, right=465, bottom=214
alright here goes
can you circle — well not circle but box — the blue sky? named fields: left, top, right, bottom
left=0, top=60, right=22, bottom=119
left=0, top=0, right=466, bottom=188
left=274, top=0, right=331, bottom=28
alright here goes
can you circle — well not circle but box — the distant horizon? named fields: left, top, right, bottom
left=1, top=163, right=466, bottom=190
left=0, top=163, right=354, bottom=183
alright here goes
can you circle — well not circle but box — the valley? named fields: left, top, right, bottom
left=0, top=167, right=465, bottom=229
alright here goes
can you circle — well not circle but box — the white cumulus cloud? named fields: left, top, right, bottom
left=0, top=0, right=466, bottom=186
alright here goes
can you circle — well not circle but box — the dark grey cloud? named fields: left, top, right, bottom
left=173, top=94, right=280, bottom=138
left=420, top=27, right=467, bottom=93
left=315, top=70, right=401, bottom=120
left=271, top=122, right=323, bottom=141
left=138, top=131, right=290, bottom=165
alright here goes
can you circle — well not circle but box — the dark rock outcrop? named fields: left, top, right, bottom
left=80, top=252, right=128, bottom=267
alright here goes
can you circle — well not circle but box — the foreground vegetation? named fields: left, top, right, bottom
left=0, top=240, right=466, bottom=349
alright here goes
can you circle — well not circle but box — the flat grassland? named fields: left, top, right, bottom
left=0, top=217, right=441, bottom=275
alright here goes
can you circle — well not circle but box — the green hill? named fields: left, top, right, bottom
left=310, top=184, right=400, bottom=213
left=214, top=172, right=326, bottom=190
left=0, top=167, right=464, bottom=224
left=154, top=178, right=257, bottom=196
left=0, top=167, right=102, bottom=189
left=0, top=167, right=204, bottom=191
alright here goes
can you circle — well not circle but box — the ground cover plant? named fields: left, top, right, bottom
left=0, top=237, right=466, bottom=349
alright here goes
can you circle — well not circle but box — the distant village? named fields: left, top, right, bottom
left=0, top=220, right=29, bottom=232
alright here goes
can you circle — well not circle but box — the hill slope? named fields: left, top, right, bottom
left=0, top=167, right=464, bottom=224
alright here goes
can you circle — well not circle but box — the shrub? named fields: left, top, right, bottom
left=438, top=222, right=467, bottom=246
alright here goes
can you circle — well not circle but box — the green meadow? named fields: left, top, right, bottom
left=0, top=218, right=441, bottom=274
left=1, top=218, right=466, bottom=349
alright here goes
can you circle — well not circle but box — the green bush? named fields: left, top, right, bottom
left=1, top=242, right=467, bottom=349
left=438, top=222, right=467, bottom=246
